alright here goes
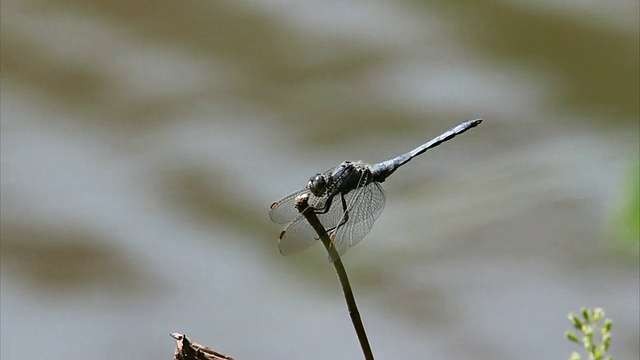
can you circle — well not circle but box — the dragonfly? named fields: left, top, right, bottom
left=269, top=119, right=482, bottom=260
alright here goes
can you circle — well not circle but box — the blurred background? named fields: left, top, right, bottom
left=1, top=1, right=638, bottom=359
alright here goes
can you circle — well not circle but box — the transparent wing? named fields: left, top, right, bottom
left=277, top=189, right=360, bottom=256
left=269, top=167, right=337, bottom=224
left=269, top=188, right=310, bottom=224
left=273, top=164, right=385, bottom=257
left=314, top=190, right=360, bottom=236
left=277, top=213, right=320, bottom=255
left=330, top=180, right=386, bottom=260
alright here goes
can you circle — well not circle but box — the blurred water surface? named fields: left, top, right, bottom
left=1, top=1, right=638, bottom=359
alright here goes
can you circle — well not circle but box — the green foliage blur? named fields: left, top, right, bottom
left=610, top=162, right=640, bottom=256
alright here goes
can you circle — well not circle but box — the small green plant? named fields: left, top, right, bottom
left=565, top=307, right=613, bottom=360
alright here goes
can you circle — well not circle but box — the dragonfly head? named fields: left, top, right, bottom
left=308, top=173, right=329, bottom=196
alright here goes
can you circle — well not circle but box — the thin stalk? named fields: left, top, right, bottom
left=294, top=194, right=374, bottom=360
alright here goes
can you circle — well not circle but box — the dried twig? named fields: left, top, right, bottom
left=294, top=194, right=374, bottom=360
left=171, top=333, right=235, bottom=360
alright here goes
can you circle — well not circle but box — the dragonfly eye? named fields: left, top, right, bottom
left=308, top=174, right=327, bottom=196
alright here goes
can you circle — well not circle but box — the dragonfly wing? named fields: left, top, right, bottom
left=277, top=213, right=321, bottom=255
left=312, top=192, right=352, bottom=234
left=277, top=190, right=350, bottom=254
left=269, top=166, right=339, bottom=224
left=330, top=181, right=386, bottom=259
left=269, top=188, right=310, bottom=224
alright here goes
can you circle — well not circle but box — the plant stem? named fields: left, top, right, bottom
left=294, top=194, right=374, bottom=360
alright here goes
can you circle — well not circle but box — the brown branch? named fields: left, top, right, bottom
left=171, top=333, right=235, bottom=360
left=294, top=194, right=374, bottom=360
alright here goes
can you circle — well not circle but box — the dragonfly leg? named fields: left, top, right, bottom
left=323, top=192, right=350, bottom=235
left=312, top=194, right=335, bottom=214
